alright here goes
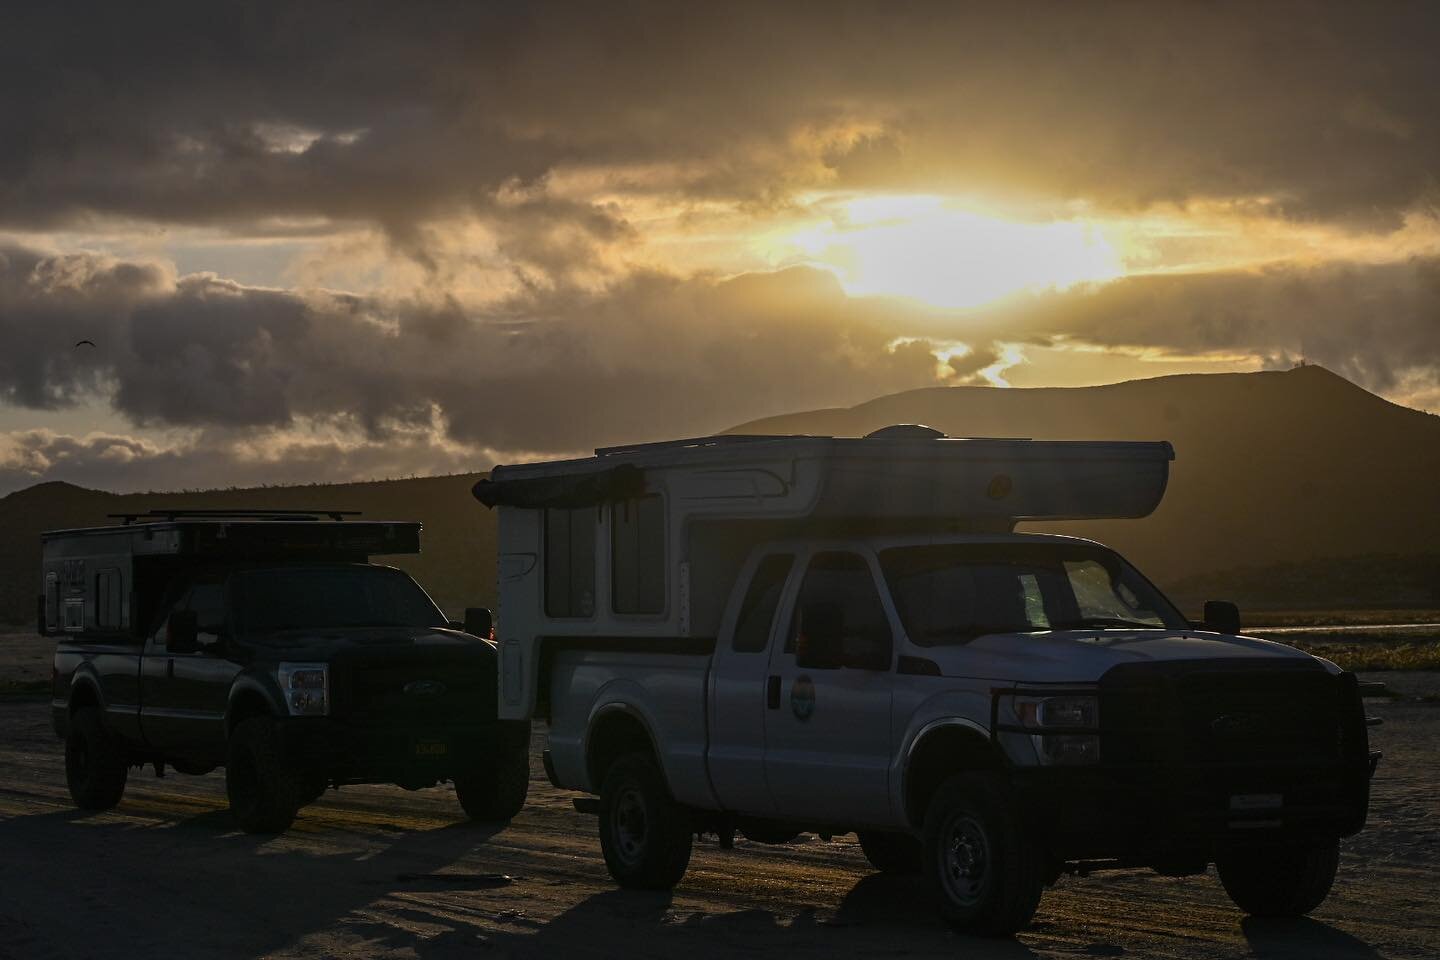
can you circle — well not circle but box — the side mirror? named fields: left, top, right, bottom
left=1202, top=600, right=1241, bottom=635
left=795, top=602, right=844, bottom=669
left=463, top=606, right=494, bottom=640
left=167, top=609, right=200, bottom=654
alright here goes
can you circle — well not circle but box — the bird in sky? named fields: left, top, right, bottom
left=74, top=339, right=96, bottom=348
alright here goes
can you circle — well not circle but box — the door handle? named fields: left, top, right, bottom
left=766, top=675, right=781, bottom=709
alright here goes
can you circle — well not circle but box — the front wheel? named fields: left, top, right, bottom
left=65, top=707, right=128, bottom=810
left=598, top=753, right=693, bottom=889
left=921, top=773, right=1044, bottom=936
left=1216, top=841, right=1339, bottom=917
left=226, top=717, right=302, bottom=834
left=455, top=726, right=531, bottom=822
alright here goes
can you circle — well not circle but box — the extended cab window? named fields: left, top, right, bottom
left=612, top=495, right=664, bottom=615
left=546, top=506, right=597, bottom=618
left=788, top=552, right=892, bottom=666
left=879, top=543, right=1186, bottom=645
left=732, top=553, right=794, bottom=653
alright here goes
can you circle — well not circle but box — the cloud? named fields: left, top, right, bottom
left=0, top=243, right=964, bottom=468
left=2, top=1, right=1438, bottom=243
left=981, top=258, right=1440, bottom=401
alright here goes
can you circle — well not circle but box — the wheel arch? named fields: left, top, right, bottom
left=586, top=704, right=663, bottom=793
left=902, top=719, right=1005, bottom=828
left=226, top=676, right=283, bottom=738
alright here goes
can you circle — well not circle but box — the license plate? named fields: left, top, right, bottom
left=1229, top=793, right=1282, bottom=811
left=414, top=739, right=449, bottom=759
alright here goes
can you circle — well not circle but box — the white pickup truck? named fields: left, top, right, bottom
left=474, top=427, right=1377, bottom=935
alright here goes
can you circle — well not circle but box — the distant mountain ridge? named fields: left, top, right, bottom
left=2, top=366, right=1435, bottom=625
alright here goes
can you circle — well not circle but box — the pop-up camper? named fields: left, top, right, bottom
left=475, top=426, right=1376, bottom=935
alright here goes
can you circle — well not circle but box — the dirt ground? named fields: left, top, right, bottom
left=1, top=635, right=1437, bottom=960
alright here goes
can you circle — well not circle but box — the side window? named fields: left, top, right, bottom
left=545, top=506, right=597, bottom=618
left=789, top=552, right=892, bottom=665
left=612, top=495, right=665, bottom=615
left=187, top=581, right=227, bottom=645
left=732, top=554, right=794, bottom=653
left=95, top=568, right=124, bottom=630
left=44, top=573, right=59, bottom=632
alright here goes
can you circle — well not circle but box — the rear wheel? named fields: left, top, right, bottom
left=921, top=773, right=1044, bottom=936
left=455, top=726, right=531, bottom=822
left=226, top=717, right=302, bottom=834
left=1216, top=841, right=1339, bottom=917
left=598, top=754, right=693, bottom=889
left=65, top=707, right=128, bottom=810
left=858, top=830, right=922, bottom=874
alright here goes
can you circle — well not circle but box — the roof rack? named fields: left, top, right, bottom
left=594, top=433, right=820, bottom=457
left=108, top=508, right=361, bottom=525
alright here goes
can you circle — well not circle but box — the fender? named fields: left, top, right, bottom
left=891, top=689, right=997, bottom=824
left=53, top=667, right=109, bottom=740
left=584, top=680, right=669, bottom=788
left=225, top=670, right=286, bottom=735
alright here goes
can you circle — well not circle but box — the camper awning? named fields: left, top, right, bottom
left=473, top=464, right=646, bottom=509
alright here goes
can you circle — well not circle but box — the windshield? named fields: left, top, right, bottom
left=232, top=565, right=445, bottom=634
left=879, top=543, right=1187, bottom=645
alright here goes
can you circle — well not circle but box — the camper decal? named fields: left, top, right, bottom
left=790, top=675, right=816, bottom=721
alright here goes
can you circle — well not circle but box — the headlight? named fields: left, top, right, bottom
left=277, top=662, right=329, bottom=716
left=1007, top=693, right=1100, bottom=766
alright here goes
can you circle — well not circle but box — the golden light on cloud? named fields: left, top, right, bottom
left=768, top=195, right=1124, bottom=308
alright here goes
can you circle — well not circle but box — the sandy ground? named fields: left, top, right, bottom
left=1, top=636, right=1437, bottom=959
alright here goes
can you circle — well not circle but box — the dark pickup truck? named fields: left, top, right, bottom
left=43, top=508, right=529, bottom=833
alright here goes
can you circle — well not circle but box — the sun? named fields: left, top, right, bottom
left=771, top=195, right=1124, bottom=309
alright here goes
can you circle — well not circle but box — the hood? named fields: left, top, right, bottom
left=920, top=628, right=1324, bottom=683
left=245, top=625, right=494, bottom=661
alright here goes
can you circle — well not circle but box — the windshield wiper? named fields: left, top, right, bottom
left=1049, top=616, right=1162, bottom=631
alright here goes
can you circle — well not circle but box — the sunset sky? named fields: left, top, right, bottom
left=2, top=1, right=1438, bottom=493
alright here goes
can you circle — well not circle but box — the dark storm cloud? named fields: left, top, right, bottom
left=985, top=259, right=1440, bottom=397
left=2, top=1, right=1438, bottom=236
left=0, top=243, right=950, bottom=454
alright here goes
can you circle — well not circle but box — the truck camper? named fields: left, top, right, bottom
left=476, top=426, right=1378, bottom=935
left=43, top=509, right=529, bottom=833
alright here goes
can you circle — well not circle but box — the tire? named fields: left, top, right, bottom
left=598, top=753, right=693, bottom=889
left=858, top=830, right=923, bottom=874
left=226, top=717, right=303, bottom=834
left=455, top=728, right=531, bottom=822
left=1216, top=841, right=1340, bottom=917
left=65, top=707, right=128, bottom=810
left=921, top=773, right=1044, bottom=936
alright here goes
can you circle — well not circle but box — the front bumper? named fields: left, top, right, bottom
left=1009, top=757, right=1372, bottom=862
left=277, top=716, right=528, bottom=788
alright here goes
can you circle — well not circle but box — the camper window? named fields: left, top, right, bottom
left=95, top=568, right=123, bottom=630
left=545, top=506, right=597, bottom=618
left=733, top=554, right=794, bottom=653
left=612, top=495, right=664, bottom=615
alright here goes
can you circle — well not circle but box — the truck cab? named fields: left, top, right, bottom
left=476, top=427, right=1377, bottom=935
left=45, top=509, right=529, bottom=833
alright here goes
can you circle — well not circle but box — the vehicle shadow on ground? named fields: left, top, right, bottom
left=0, top=805, right=513, bottom=960
left=437, top=876, right=1043, bottom=960
left=1241, top=916, right=1385, bottom=960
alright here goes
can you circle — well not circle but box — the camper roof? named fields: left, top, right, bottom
left=42, top=510, right=421, bottom=558
left=475, top=426, right=1175, bottom=523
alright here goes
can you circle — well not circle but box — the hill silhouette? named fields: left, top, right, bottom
left=731, top=365, right=1440, bottom=607
left=2, top=366, right=1436, bottom=625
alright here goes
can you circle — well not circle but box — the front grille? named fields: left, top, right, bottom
left=1100, top=661, right=1343, bottom=766
left=332, top=647, right=496, bottom=726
